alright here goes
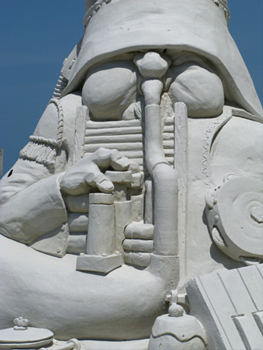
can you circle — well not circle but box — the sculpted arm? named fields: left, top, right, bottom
left=0, top=103, right=68, bottom=244
left=0, top=96, right=131, bottom=246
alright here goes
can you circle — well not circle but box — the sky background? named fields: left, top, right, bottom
left=0, top=0, right=262, bottom=176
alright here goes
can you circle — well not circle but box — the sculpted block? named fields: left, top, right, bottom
left=0, top=0, right=262, bottom=349
left=186, top=265, right=263, bottom=350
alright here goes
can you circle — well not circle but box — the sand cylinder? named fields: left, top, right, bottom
left=86, top=193, right=115, bottom=256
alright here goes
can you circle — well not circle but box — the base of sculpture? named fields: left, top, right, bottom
left=55, top=338, right=149, bottom=350
left=0, top=335, right=149, bottom=350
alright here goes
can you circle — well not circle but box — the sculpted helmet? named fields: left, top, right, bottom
left=62, top=0, right=262, bottom=118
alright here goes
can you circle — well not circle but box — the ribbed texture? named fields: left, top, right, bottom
left=52, top=74, right=68, bottom=99
left=49, top=98, right=65, bottom=147
left=163, top=117, right=174, bottom=167
left=20, top=140, right=57, bottom=168
left=83, top=118, right=174, bottom=169
left=84, top=119, right=144, bottom=168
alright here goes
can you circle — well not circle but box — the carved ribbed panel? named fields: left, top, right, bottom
left=83, top=118, right=175, bottom=169
left=84, top=119, right=144, bottom=168
left=186, top=265, right=263, bottom=350
left=163, top=117, right=175, bottom=166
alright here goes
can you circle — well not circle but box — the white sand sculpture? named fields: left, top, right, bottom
left=0, top=1, right=262, bottom=349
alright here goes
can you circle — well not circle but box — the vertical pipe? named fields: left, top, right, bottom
left=174, top=102, right=189, bottom=291
left=144, top=104, right=178, bottom=256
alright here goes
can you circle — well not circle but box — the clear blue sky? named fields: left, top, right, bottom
left=0, top=0, right=262, bottom=176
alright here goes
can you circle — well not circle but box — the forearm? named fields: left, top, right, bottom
left=0, top=160, right=68, bottom=244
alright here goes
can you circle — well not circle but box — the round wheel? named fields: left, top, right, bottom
left=207, top=177, right=263, bottom=262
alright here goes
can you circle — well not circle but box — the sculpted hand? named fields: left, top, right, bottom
left=60, top=148, right=130, bottom=196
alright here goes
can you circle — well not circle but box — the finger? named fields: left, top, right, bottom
left=60, top=173, right=90, bottom=196
left=92, top=147, right=113, bottom=168
left=109, top=149, right=130, bottom=171
left=97, top=177, right=114, bottom=193
left=84, top=170, right=114, bottom=193
left=92, top=147, right=130, bottom=171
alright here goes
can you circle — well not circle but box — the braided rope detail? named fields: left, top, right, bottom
left=49, top=98, right=64, bottom=147
left=29, top=135, right=60, bottom=147
left=20, top=140, right=57, bottom=169
left=20, top=98, right=65, bottom=168
left=52, top=73, right=68, bottom=99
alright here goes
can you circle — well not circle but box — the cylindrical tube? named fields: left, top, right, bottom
left=144, top=105, right=169, bottom=172
left=86, top=193, right=115, bottom=255
left=152, top=163, right=178, bottom=255
left=144, top=100, right=178, bottom=256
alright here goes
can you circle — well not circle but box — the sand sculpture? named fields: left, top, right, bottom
left=0, top=1, right=262, bottom=349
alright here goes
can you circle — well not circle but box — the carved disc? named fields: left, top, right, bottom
left=217, top=177, right=263, bottom=257
left=0, top=327, right=53, bottom=349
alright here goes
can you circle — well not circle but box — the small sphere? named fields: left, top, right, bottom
left=168, top=303, right=184, bottom=317
left=134, top=52, right=170, bottom=78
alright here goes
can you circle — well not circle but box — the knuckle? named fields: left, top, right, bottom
left=95, top=147, right=108, bottom=156
left=110, top=149, right=122, bottom=160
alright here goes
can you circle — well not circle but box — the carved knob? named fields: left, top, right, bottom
left=168, top=303, right=184, bottom=317
left=13, top=317, right=29, bottom=330
left=134, top=52, right=170, bottom=78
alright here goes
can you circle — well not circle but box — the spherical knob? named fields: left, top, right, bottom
left=168, top=303, right=184, bottom=317
left=134, top=52, right=170, bottom=78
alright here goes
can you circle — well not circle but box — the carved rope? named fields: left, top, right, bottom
left=19, top=140, right=57, bottom=168
left=49, top=98, right=65, bottom=147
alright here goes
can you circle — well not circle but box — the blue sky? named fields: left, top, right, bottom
left=0, top=0, right=262, bottom=176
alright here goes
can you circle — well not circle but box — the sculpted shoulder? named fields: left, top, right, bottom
left=210, top=115, right=263, bottom=182
left=33, top=92, right=82, bottom=140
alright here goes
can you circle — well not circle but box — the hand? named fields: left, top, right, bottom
left=60, top=148, right=130, bottom=196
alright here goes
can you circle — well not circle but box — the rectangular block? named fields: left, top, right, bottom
left=253, top=311, right=263, bottom=335
left=186, top=266, right=263, bottom=350
left=218, top=268, right=258, bottom=314
left=195, top=273, right=244, bottom=349
left=76, top=254, right=123, bottom=274
left=238, top=266, right=263, bottom=311
left=87, top=204, right=115, bottom=255
left=105, top=171, right=133, bottom=184
left=89, top=193, right=114, bottom=205
left=233, top=315, right=263, bottom=350
left=114, top=201, right=132, bottom=253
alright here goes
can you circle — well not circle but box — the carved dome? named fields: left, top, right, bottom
left=62, top=0, right=262, bottom=118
